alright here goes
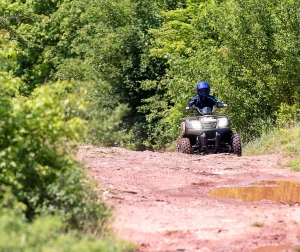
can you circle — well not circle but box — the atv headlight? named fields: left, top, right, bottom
left=187, top=120, right=202, bottom=129
left=218, top=117, right=229, bottom=128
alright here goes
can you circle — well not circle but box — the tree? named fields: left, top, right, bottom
left=2, top=0, right=187, bottom=149
left=141, top=0, right=300, bottom=145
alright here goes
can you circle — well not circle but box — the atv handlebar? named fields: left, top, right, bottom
left=186, top=105, right=217, bottom=116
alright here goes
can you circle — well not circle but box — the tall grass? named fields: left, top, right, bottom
left=244, top=126, right=300, bottom=171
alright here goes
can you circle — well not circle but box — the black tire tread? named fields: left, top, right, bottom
left=232, top=134, right=242, bottom=156
left=175, top=138, right=192, bottom=154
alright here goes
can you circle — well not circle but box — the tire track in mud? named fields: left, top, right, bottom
left=78, top=146, right=300, bottom=252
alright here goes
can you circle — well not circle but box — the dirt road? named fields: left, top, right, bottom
left=77, top=146, right=300, bottom=252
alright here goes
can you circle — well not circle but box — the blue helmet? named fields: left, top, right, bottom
left=196, top=81, right=210, bottom=98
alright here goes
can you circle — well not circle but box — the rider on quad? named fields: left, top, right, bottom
left=176, top=81, right=241, bottom=156
left=185, top=81, right=227, bottom=111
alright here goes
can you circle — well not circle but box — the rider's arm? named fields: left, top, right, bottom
left=185, top=96, right=198, bottom=110
left=209, top=96, right=227, bottom=108
left=216, top=102, right=227, bottom=108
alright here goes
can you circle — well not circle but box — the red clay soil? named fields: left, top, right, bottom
left=77, top=146, right=300, bottom=252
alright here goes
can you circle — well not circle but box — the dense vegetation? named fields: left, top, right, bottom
left=0, top=63, right=134, bottom=249
left=1, top=0, right=300, bottom=248
left=1, top=14, right=131, bottom=250
left=2, top=0, right=300, bottom=150
left=0, top=191, right=134, bottom=251
left=0, top=0, right=300, bottom=246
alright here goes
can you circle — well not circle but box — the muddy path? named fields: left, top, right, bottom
left=77, top=146, right=300, bottom=252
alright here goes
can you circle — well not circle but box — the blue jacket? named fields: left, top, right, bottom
left=186, top=95, right=225, bottom=110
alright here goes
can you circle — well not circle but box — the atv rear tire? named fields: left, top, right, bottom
left=232, top=134, right=242, bottom=156
left=175, top=138, right=192, bottom=154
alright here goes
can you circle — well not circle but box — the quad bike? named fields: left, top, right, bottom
left=175, top=106, right=242, bottom=156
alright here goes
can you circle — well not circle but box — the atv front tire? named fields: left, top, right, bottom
left=175, top=138, right=192, bottom=154
left=232, top=134, right=242, bottom=156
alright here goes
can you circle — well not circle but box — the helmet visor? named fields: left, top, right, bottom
left=199, top=88, right=208, bottom=92
left=197, top=88, right=209, bottom=97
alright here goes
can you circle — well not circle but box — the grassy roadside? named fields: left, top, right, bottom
left=243, top=126, right=300, bottom=171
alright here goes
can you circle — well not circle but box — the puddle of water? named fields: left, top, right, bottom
left=252, top=243, right=299, bottom=252
left=209, top=180, right=300, bottom=203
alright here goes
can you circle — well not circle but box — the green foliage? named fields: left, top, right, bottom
left=2, top=0, right=189, bottom=149
left=244, top=124, right=300, bottom=172
left=285, top=158, right=300, bottom=172
left=276, top=103, right=300, bottom=127
left=140, top=0, right=300, bottom=146
left=0, top=190, right=135, bottom=252
left=244, top=126, right=300, bottom=171
left=141, top=1, right=227, bottom=147
left=0, top=78, right=111, bottom=232
left=0, top=31, right=18, bottom=71
left=3, top=0, right=300, bottom=150
left=138, top=77, right=185, bottom=149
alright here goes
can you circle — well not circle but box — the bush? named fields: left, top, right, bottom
left=0, top=77, right=110, bottom=232
left=0, top=190, right=135, bottom=252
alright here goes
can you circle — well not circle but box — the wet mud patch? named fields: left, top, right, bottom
left=209, top=180, right=300, bottom=204
left=80, top=146, right=300, bottom=252
left=252, top=242, right=299, bottom=252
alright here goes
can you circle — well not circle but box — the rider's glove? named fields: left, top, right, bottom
left=216, top=102, right=227, bottom=108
